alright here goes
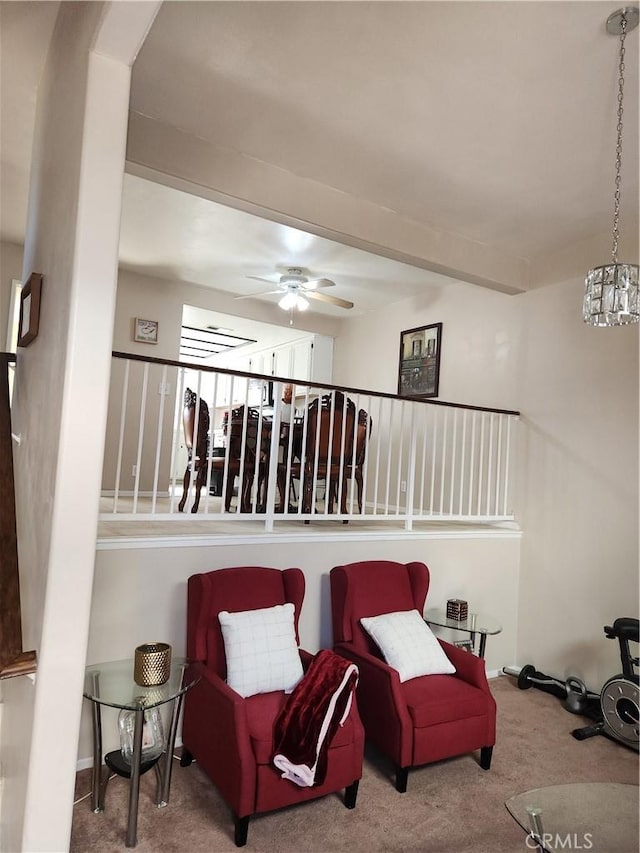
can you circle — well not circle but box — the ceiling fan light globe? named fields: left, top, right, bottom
left=279, top=292, right=298, bottom=310
left=297, top=295, right=309, bottom=311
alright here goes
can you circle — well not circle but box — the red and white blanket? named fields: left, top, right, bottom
left=272, top=649, right=359, bottom=788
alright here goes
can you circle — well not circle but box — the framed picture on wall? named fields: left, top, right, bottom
left=17, top=273, right=43, bottom=347
left=397, top=322, right=442, bottom=399
left=134, top=318, right=159, bottom=344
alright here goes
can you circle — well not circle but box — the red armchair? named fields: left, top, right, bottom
left=181, top=566, right=364, bottom=846
left=330, top=560, right=496, bottom=792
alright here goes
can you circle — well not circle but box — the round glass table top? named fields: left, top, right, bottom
left=505, top=782, right=639, bottom=853
left=83, top=658, right=199, bottom=711
left=423, top=607, right=502, bottom=635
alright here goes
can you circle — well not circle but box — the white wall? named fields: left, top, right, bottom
left=332, top=278, right=521, bottom=411
left=515, top=275, right=638, bottom=688
left=0, top=4, right=145, bottom=850
left=80, top=532, right=520, bottom=762
left=0, top=241, right=23, bottom=341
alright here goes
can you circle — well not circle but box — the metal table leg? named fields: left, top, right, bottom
left=126, top=706, right=144, bottom=848
left=157, top=665, right=186, bottom=808
left=478, top=633, right=488, bottom=658
left=527, top=806, right=545, bottom=852
left=90, top=671, right=106, bottom=814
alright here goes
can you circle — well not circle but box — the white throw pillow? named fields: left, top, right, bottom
left=218, top=602, right=304, bottom=698
left=360, top=609, right=456, bottom=682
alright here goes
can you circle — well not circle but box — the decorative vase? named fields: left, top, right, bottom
left=118, top=706, right=165, bottom=765
left=134, top=642, right=172, bottom=686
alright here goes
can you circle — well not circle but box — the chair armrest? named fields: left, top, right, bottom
left=439, top=640, right=490, bottom=691
left=334, top=642, right=414, bottom=767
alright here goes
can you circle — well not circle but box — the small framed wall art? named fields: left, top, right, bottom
left=17, top=273, right=43, bottom=347
left=397, top=322, right=442, bottom=399
left=134, top=318, right=159, bottom=344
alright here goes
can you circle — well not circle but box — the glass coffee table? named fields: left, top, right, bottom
left=505, top=782, right=639, bottom=852
left=423, top=608, right=501, bottom=658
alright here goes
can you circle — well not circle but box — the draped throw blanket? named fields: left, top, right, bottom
left=272, top=649, right=359, bottom=788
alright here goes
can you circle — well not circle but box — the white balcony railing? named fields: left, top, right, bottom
left=100, top=352, right=520, bottom=530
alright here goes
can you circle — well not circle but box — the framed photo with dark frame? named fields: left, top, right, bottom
left=17, top=273, right=43, bottom=348
left=397, top=322, right=442, bottom=399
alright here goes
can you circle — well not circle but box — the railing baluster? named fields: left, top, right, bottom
left=468, top=411, right=476, bottom=517
left=168, top=368, right=186, bottom=514
left=449, top=409, right=458, bottom=517
left=360, top=394, right=372, bottom=515
left=495, top=415, right=503, bottom=517
left=219, top=376, right=235, bottom=515
left=429, top=407, right=438, bottom=517
left=439, top=408, right=448, bottom=516
left=263, top=380, right=282, bottom=529
left=371, top=396, right=382, bottom=516
left=202, top=372, right=219, bottom=514
left=384, top=397, right=395, bottom=515
left=132, top=363, right=149, bottom=514
left=503, top=416, right=513, bottom=516
left=486, top=413, right=494, bottom=517
left=405, top=404, right=418, bottom=530
left=151, top=365, right=168, bottom=514
left=186, top=377, right=203, bottom=515
left=113, top=359, right=130, bottom=514
left=459, top=409, right=467, bottom=516
left=418, top=407, right=428, bottom=516
left=395, top=401, right=406, bottom=516
left=476, top=413, right=486, bottom=517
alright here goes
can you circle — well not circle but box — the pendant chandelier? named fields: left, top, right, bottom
left=583, top=7, right=639, bottom=327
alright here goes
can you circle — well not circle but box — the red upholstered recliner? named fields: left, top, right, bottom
left=330, top=560, right=496, bottom=792
left=181, top=567, right=364, bottom=846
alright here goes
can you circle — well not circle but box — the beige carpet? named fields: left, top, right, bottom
left=70, top=676, right=639, bottom=852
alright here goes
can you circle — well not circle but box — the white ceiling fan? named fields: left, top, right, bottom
left=236, top=267, right=354, bottom=320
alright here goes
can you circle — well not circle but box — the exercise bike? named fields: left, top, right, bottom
left=503, top=617, right=639, bottom=751
left=572, top=617, right=639, bottom=751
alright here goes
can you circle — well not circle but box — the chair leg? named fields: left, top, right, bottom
left=179, top=747, right=193, bottom=767
left=395, top=766, right=409, bottom=793
left=355, top=472, right=363, bottom=513
left=344, top=779, right=359, bottom=809
left=480, top=746, right=493, bottom=770
left=191, top=466, right=205, bottom=513
left=234, top=815, right=250, bottom=847
left=178, top=465, right=190, bottom=512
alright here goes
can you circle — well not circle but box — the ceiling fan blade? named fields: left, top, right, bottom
left=246, top=274, right=280, bottom=284
left=304, top=277, right=335, bottom=290
left=306, top=290, right=354, bottom=309
left=234, top=289, right=282, bottom=300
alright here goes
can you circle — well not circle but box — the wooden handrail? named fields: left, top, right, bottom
left=112, top=350, right=520, bottom=417
left=0, top=352, right=37, bottom=679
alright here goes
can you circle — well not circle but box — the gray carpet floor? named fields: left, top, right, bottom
left=71, top=675, right=639, bottom=852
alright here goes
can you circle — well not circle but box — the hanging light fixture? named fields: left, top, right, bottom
left=583, top=6, right=639, bottom=327
left=278, top=291, right=309, bottom=312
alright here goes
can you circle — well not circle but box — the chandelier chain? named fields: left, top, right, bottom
left=611, top=13, right=628, bottom=264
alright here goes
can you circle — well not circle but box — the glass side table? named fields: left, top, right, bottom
left=423, top=608, right=502, bottom=658
left=83, top=658, right=200, bottom=848
left=505, top=782, right=639, bottom=852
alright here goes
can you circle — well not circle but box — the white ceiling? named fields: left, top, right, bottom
left=2, top=1, right=639, bottom=325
